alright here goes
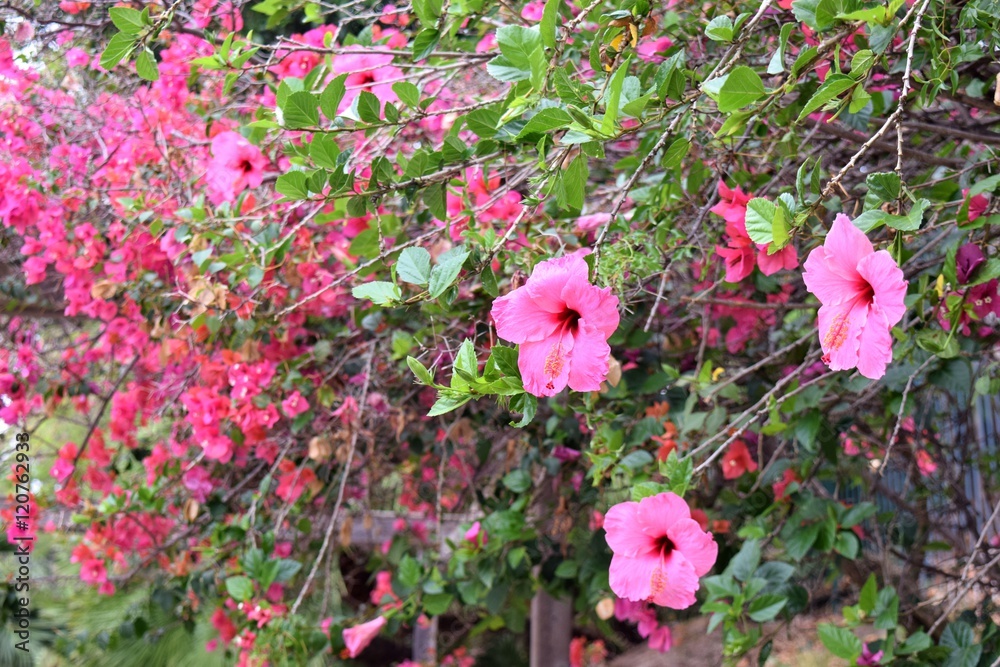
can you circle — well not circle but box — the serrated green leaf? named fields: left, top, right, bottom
left=275, top=172, right=310, bottom=200
left=818, top=624, right=862, bottom=660
left=428, top=246, right=470, bottom=299
left=716, top=66, right=765, bottom=112
left=283, top=91, right=320, bottom=129
left=135, top=48, right=159, bottom=81
left=100, top=32, right=136, bottom=70
left=352, top=281, right=402, bottom=306
left=397, top=247, right=432, bottom=285
left=110, top=7, right=145, bottom=34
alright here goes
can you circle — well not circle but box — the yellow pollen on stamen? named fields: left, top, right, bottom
left=544, top=343, right=565, bottom=379
left=649, top=567, right=667, bottom=598
left=822, top=312, right=852, bottom=351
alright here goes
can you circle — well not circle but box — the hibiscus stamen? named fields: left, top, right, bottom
left=823, top=311, right=851, bottom=351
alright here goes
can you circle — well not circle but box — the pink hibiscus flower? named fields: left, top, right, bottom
left=802, top=214, right=907, bottom=379
left=343, top=615, right=386, bottom=658
left=604, top=492, right=718, bottom=610
left=711, top=181, right=797, bottom=281
left=206, top=131, right=267, bottom=205
left=490, top=250, right=619, bottom=397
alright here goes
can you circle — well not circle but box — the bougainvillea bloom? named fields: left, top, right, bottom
left=721, top=439, right=758, bottom=480
left=343, top=615, right=386, bottom=658
left=491, top=250, right=619, bottom=397
left=604, top=492, right=718, bottom=609
left=802, top=214, right=907, bottom=379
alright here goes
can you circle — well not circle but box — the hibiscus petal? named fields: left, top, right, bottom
left=825, top=214, right=874, bottom=274
left=608, top=552, right=659, bottom=602
left=491, top=288, right=562, bottom=344
left=525, top=250, right=590, bottom=313
left=604, top=501, right=654, bottom=557
left=562, top=285, right=620, bottom=339
left=566, top=321, right=611, bottom=392
left=757, top=244, right=798, bottom=276
left=648, top=551, right=700, bottom=609
left=518, top=336, right=573, bottom=397
left=667, top=519, right=718, bottom=577
left=636, top=492, right=691, bottom=539
left=716, top=245, right=755, bottom=283
left=857, top=250, right=907, bottom=326
left=855, top=305, right=893, bottom=380
left=817, top=299, right=867, bottom=371
left=802, top=246, right=863, bottom=305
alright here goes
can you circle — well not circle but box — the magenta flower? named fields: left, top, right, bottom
left=857, top=644, right=883, bottom=665
left=490, top=250, right=619, bottom=397
left=206, top=131, right=267, bottom=205
left=343, top=616, right=386, bottom=658
left=802, top=214, right=907, bottom=380
left=604, top=492, right=718, bottom=610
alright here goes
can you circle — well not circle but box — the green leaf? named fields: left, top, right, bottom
left=399, top=555, right=422, bottom=588
left=601, top=58, right=631, bottom=135
left=784, top=522, right=820, bottom=560
left=509, top=392, right=537, bottom=427
left=275, top=172, right=310, bottom=200
left=428, top=246, right=470, bottom=299
left=833, top=531, right=859, bottom=559
left=859, top=574, right=877, bottom=613
left=663, top=137, right=691, bottom=169
left=727, top=539, right=761, bottom=582
left=100, top=32, right=136, bottom=70
left=554, top=560, right=578, bottom=578
left=454, top=339, right=478, bottom=378
left=797, top=74, right=856, bottom=121
left=319, top=74, right=347, bottom=119
left=352, top=281, right=402, bottom=306
left=110, top=7, right=145, bottom=34
left=490, top=345, right=520, bottom=377
left=885, top=198, right=928, bottom=231
left=768, top=23, right=795, bottom=74
left=817, top=624, right=862, bottom=660
left=225, top=576, right=254, bottom=601
left=283, top=91, right=320, bottom=129
left=412, top=28, right=440, bottom=61
left=502, top=470, right=531, bottom=493
left=135, top=48, right=159, bottom=81
left=866, top=171, right=901, bottom=202
left=517, top=108, right=574, bottom=138
left=466, top=108, right=500, bottom=139
left=716, top=66, right=765, bottom=112
left=559, top=154, right=588, bottom=211
left=941, top=622, right=981, bottom=667
left=540, top=0, right=560, bottom=49
left=309, top=135, right=340, bottom=169
left=705, top=16, right=735, bottom=42
left=481, top=265, right=499, bottom=297
left=397, top=247, right=432, bottom=286
left=393, top=81, right=421, bottom=107
left=850, top=49, right=875, bottom=78
left=427, top=392, right=472, bottom=417
left=744, top=198, right=777, bottom=245
left=423, top=182, right=447, bottom=220
left=748, top=594, right=787, bottom=622
left=357, top=91, right=382, bottom=123
left=407, top=356, right=435, bottom=385
left=423, top=593, right=454, bottom=616
left=897, top=631, right=932, bottom=655
left=496, top=25, right=542, bottom=70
